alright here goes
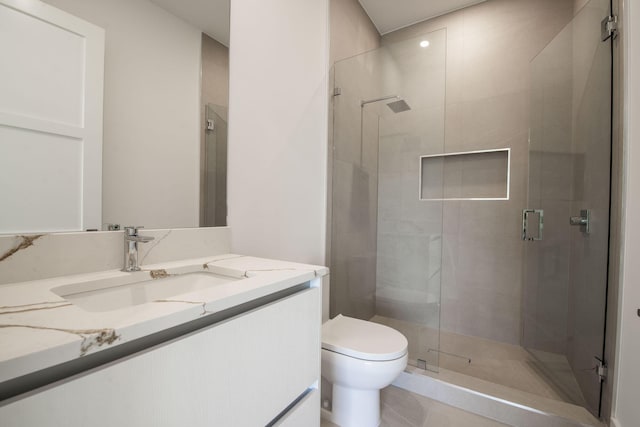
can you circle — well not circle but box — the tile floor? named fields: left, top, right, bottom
left=320, top=385, right=510, bottom=427
left=371, top=315, right=586, bottom=406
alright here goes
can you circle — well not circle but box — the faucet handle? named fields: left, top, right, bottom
left=124, top=226, right=154, bottom=243
left=124, top=226, right=144, bottom=236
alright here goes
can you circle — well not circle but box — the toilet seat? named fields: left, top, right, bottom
left=321, top=314, right=408, bottom=361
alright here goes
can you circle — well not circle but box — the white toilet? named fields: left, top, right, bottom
left=321, top=314, right=408, bottom=427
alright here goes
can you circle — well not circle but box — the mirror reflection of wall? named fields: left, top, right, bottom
left=1, top=0, right=229, bottom=234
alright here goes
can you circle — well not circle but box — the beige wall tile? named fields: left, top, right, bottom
left=379, top=0, right=574, bottom=345
left=330, top=0, right=582, bottom=349
left=330, top=0, right=380, bottom=64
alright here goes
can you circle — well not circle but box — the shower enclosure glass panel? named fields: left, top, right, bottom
left=525, top=0, right=611, bottom=416
left=330, top=29, right=447, bottom=370
left=202, top=104, right=228, bottom=227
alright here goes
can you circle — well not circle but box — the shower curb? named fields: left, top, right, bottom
left=393, top=370, right=601, bottom=427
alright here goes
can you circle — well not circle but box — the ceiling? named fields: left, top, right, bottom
left=149, top=0, right=229, bottom=46
left=358, top=0, right=487, bottom=35
left=147, top=0, right=487, bottom=48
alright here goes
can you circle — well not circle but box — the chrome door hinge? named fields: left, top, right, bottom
left=601, top=15, right=618, bottom=41
left=595, top=357, right=608, bottom=382
left=333, top=87, right=342, bottom=96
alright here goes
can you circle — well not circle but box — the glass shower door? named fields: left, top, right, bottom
left=329, top=29, right=447, bottom=372
left=523, top=0, right=612, bottom=416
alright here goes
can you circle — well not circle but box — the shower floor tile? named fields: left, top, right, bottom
left=370, top=315, right=586, bottom=407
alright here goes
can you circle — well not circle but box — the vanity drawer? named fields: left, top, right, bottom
left=273, top=388, right=320, bottom=427
left=0, top=287, right=321, bottom=426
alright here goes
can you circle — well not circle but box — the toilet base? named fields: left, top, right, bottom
left=329, top=383, right=380, bottom=427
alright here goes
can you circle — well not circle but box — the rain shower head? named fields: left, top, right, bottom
left=386, top=99, right=411, bottom=113
left=360, top=95, right=411, bottom=113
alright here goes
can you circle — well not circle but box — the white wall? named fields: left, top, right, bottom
left=43, top=0, right=201, bottom=229
left=227, top=0, right=329, bottom=265
left=613, top=0, right=640, bottom=425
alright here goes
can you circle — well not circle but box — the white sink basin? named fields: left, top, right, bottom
left=51, top=271, right=240, bottom=312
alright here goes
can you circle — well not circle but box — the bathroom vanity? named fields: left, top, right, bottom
left=0, top=253, right=326, bottom=426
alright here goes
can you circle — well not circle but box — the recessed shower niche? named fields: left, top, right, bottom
left=419, top=148, right=510, bottom=201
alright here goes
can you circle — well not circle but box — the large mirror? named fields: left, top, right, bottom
left=0, top=0, right=229, bottom=233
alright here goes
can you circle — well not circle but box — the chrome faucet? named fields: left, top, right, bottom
left=123, top=226, right=154, bottom=272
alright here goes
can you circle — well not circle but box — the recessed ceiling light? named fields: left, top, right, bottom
left=420, top=40, right=430, bottom=48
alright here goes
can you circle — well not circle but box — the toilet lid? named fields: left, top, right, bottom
left=321, top=314, right=408, bottom=361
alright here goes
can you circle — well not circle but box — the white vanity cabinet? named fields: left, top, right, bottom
left=0, top=287, right=320, bottom=426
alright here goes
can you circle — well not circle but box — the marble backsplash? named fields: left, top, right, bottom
left=0, top=227, right=231, bottom=285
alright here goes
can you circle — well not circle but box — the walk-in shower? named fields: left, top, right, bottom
left=329, top=0, right=613, bottom=422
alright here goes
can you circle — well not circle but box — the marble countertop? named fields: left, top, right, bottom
left=0, top=254, right=328, bottom=385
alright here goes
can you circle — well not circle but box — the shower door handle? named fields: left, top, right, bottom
left=522, top=209, right=543, bottom=241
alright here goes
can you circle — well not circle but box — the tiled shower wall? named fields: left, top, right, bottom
left=200, top=34, right=229, bottom=227
left=375, top=29, right=446, bottom=330
left=330, top=50, right=386, bottom=320
left=382, top=0, right=576, bottom=344
left=526, top=0, right=611, bottom=411
left=524, top=16, right=575, bottom=355
left=524, top=0, right=610, bottom=359
left=328, top=0, right=380, bottom=319
left=329, top=0, right=380, bottom=65
left=328, top=0, right=596, bottom=347
left=564, top=0, right=611, bottom=409
left=201, top=34, right=229, bottom=110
